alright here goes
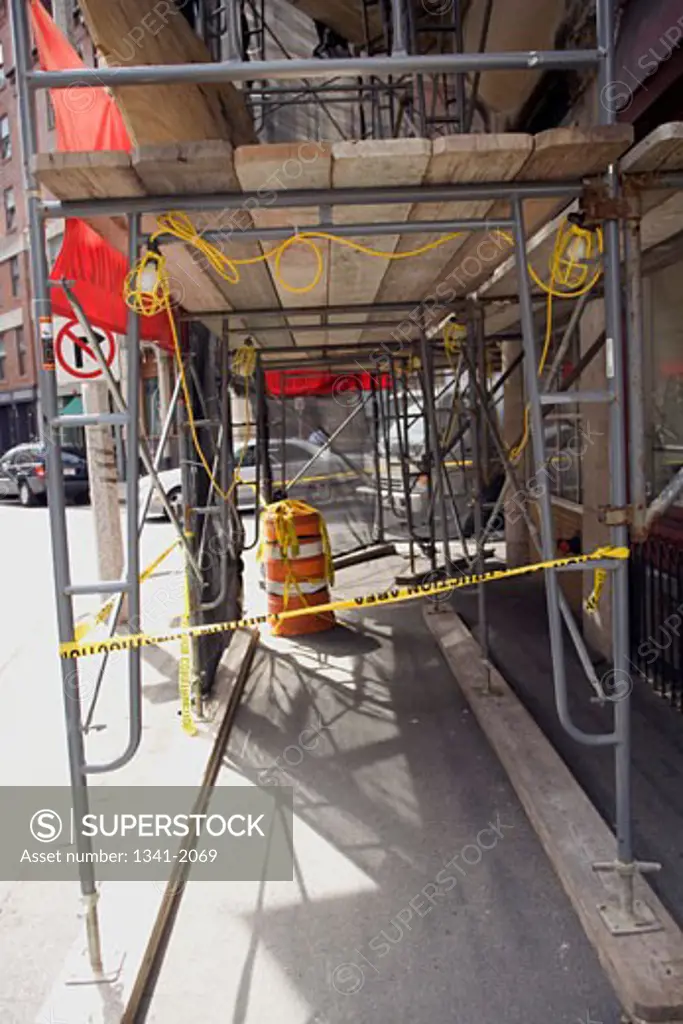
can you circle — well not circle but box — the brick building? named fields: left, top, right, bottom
left=0, top=0, right=95, bottom=452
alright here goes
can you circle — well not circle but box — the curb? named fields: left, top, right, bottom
left=424, top=604, right=683, bottom=1023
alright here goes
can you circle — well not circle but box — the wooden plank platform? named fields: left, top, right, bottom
left=235, top=142, right=333, bottom=347
left=428, top=125, right=633, bottom=323
left=133, top=143, right=291, bottom=344
left=330, top=139, right=431, bottom=344
left=361, top=133, right=533, bottom=341
left=478, top=123, right=683, bottom=331
left=33, top=127, right=649, bottom=350
left=78, top=0, right=256, bottom=147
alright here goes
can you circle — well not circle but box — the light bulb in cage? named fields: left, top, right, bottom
left=139, top=260, right=160, bottom=294
left=557, top=226, right=595, bottom=291
left=125, top=240, right=168, bottom=315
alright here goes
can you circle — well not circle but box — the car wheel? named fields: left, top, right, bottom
left=166, top=486, right=183, bottom=521
left=18, top=480, right=35, bottom=507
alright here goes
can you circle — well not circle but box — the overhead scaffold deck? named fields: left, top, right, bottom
left=11, top=0, right=683, bottom=1020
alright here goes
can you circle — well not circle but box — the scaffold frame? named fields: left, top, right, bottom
left=9, top=0, right=676, bottom=982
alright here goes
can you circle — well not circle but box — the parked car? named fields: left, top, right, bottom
left=140, top=437, right=351, bottom=518
left=0, top=442, right=89, bottom=507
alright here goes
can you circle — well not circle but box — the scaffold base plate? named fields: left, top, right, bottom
left=597, top=899, right=663, bottom=937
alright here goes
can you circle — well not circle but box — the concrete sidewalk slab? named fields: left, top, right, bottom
left=424, top=604, right=683, bottom=1023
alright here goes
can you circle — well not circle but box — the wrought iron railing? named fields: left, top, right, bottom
left=629, top=536, right=683, bottom=711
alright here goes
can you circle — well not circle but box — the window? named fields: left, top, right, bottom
left=47, top=234, right=62, bottom=267
left=0, top=115, right=10, bottom=160
left=3, top=187, right=15, bottom=232
left=0, top=334, right=5, bottom=381
left=15, top=326, right=26, bottom=377
left=9, top=255, right=19, bottom=296
left=0, top=44, right=5, bottom=87
left=236, top=443, right=256, bottom=467
left=143, top=378, right=160, bottom=442
left=46, top=94, right=55, bottom=132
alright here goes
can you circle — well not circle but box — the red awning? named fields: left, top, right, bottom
left=29, top=0, right=132, bottom=153
left=265, top=369, right=391, bottom=397
left=49, top=219, right=173, bottom=346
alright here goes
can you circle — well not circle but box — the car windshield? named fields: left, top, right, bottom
left=31, top=446, right=84, bottom=465
left=60, top=450, right=85, bottom=466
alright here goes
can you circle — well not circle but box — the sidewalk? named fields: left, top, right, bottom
left=449, top=574, right=683, bottom=927
left=142, top=574, right=621, bottom=1023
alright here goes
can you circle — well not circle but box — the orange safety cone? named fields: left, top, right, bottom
left=261, top=499, right=335, bottom=637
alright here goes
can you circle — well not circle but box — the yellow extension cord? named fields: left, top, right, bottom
left=118, top=213, right=611, bottom=656
left=124, top=212, right=604, bottom=497
left=125, top=213, right=464, bottom=504
left=500, top=221, right=603, bottom=461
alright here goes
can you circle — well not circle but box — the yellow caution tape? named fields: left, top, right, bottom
left=178, top=543, right=197, bottom=737
left=60, top=546, right=629, bottom=661
left=584, top=568, right=608, bottom=617
left=74, top=539, right=181, bottom=642
left=236, top=469, right=358, bottom=492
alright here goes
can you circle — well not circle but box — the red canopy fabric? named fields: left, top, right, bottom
left=29, top=0, right=131, bottom=152
left=49, top=219, right=173, bottom=346
left=265, top=369, right=390, bottom=397
left=31, top=3, right=172, bottom=346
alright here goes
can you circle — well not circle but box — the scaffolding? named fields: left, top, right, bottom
left=11, top=0, right=683, bottom=988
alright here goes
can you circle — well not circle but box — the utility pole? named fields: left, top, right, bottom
left=50, top=0, right=75, bottom=38
left=155, top=348, right=173, bottom=468
left=52, top=0, right=126, bottom=615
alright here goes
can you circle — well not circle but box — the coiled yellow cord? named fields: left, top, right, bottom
left=124, top=213, right=603, bottom=491
left=502, top=221, right=603, bottom=461
left=134, top=212, right=464, bottom=299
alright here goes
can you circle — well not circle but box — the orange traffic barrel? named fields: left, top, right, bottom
left=261, top=500, right=335, bottom=637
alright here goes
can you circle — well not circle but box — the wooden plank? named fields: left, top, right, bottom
left=425, top=126, right=633, bottom=320
left=133, top=143, right=290, bottom=340
left=463, top=0, right=565, bottom=119
left=329, top=139, right=431, bottom=343
left=32, top=150, right=143, bottom=200
left=31, top=151, right=240, bottom=316
left=133, top=140, right=239, bottom=194
left=482, top=123, right=683, bottom=306
left=32, top=150, right=141, bottom=256
left=621, top=122, right=683, bottom=174
left=78, top=0, right=256, bottom=146
left=362, top=133, right=533, bottom=339
left=235, top=142, right=333, bottom=347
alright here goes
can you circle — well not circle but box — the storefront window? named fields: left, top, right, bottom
left=144, top=377, right=161, bottom=449
left=646, top=262, right=683, bottom=504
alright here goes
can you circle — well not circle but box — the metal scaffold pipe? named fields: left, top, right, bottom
left=39, top=180, right=582, bottom=220
left=29, top=49, right=602, bottom=89
left=9, top=0, right=103, bottom=975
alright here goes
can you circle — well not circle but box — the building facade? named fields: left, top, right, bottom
left=0, top=0, right=97, bottom=453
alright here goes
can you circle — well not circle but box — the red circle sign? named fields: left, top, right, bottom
left=55, top=319, right=116, bottom=380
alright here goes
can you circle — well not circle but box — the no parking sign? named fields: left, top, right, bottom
left=54, top=317, right=121, bottom=384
